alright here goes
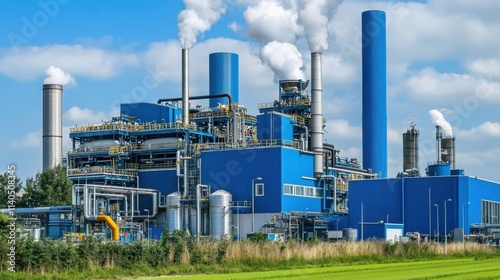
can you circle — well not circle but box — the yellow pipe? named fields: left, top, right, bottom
left=97, top=215, right=120, bottom=241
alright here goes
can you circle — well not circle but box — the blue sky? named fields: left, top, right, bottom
left=1, top=0, right=500, bottom=183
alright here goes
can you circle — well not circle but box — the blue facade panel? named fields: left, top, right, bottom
left=349, top=176, right=500, bottom=239
left=138, top=169, right=178, bottom=196
left=281, top=148, right=319, bottom=212
left=257, top=113, right=293, bottom=141
left=403, top=177, right=459, bottom=237
left=362, top=10, right=387, bottom=178
left=468, top=177, right=500, bottom=227
left=348, top=178, right=402, bottom=232
left=201, top=147, right=282, bottom=213
left=209, top=52, right=239, bottom=107
left=121, top=103, right=179, bottom=123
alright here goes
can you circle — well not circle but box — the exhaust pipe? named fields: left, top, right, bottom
left=311, top=52, right=324, bottom=177
left=43, top=84, right=63, bottom=171
left=182, top=48, right=189, bottom=125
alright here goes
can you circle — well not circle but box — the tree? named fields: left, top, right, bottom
left=0, top=170, right=23, bottom=208
left=20, top=165, right=72, bottom=207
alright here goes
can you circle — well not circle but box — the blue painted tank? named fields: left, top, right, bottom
left=362, top=10, right=387, bottom=178
left=209, top=52, right=239, bottom=108
left=426, top=163, right=451, bottom=176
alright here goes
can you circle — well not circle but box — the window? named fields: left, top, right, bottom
left=255, top=183, right=264, bottom=196
left=482, top=200, right=500, bottom=224
left=295, top=186, right=304, bottom=196
left=306, top=187, right=314, bottom=197
left=284, top=184, right=292, bottom=195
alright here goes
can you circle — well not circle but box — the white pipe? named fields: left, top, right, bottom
left=311, top=52, right=324, bottom=177
left=182, top=49, right=189, bottom=125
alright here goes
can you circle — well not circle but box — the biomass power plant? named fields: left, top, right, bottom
left=5, top=9, right=500, bottom=245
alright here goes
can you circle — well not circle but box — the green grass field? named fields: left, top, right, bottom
left=144, top=258, right=500, bottom=280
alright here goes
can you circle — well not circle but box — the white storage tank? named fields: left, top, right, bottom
left=210, top=190, right=232, bottom=240
left=166, top=191, right=181, bottom=231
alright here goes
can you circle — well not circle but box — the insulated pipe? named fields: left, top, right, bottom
left=182, top=48, right=189, bottom=125
left=311, top=52, right=324, bottom=177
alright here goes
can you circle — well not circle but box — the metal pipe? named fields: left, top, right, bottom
left=43, top=84, right=63, bottom=171
left=311, top=52, right=324, bottom=177
left=436, top=126, right=442, bottom=162
left=157, top=93, right=233, bottom=107
left=182, top=48, right=189, bottom=125
left=327, top=166, right=376, bottom=177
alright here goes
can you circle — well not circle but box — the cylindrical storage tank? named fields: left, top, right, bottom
left=43, top=84, right=63, bottom=171
left=362, top=10, right=387, bottom=178
left=426, top=163, right=451, bottom=176
left=343, top=228, right=357, bottom=242
left=166, top=192, right=181, bottom=232
left=403, top=127, right=419, bottom=172
left=209, top=53, right=239, bottom=108
left=210, top=190, right=232, bottom=240
left=440, top=137, right=455, bottom=169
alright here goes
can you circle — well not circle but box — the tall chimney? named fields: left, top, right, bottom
left=362, top=10, right=387, bottom=178
left=311, top=52, right=324, bottom=177
left=436, top=125, right=442, bottom=162
left=182, top=48, right=189, bottom=125
left=43, top=84, right=63, bottom=171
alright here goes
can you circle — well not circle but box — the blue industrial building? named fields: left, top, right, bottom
left=11, top=9, right=500, bottom=243
left=349, top=173, right=500, bottom=241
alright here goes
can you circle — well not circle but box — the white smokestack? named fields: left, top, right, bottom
left=43, top=66, right=75, bottom=85
left=260, top=41, right=306, bottom=82
left=298, top=0, right=343, bottom=52
left=429, top=109, right=453, bottom=136
left=177, top=0, right=226, bottom=49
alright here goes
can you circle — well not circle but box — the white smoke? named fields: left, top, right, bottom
left=298, top=0, right=343, bottom=52
left=260, top=41, right=306, bottom=82
left=243, top=0, right=305, bottom=82
left=429, top=109, right=453, bottom=136
left=244, top=0, right=302, bottom=44
left=43, top=66, right=76, bottom=85
left=177, top=0, right=226, bottom=49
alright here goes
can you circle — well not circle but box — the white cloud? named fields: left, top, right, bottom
left=9, top=130, right=41, bottom=148
left=388, top=127, right=401, bottom=145
left=228, top=22, right=241, bottom=33
left=0, top=44, right=140, bottom=81
left=467, top=59, right=500, bottom=78
left=63, top=106, right=119, bottom=125
left=456, top=121, right=500, bottom=138
left=328, top=119, right=361, bottom=139
left=403, top=67, right=500, bottom=103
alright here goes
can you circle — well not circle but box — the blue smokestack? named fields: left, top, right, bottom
left=209, top=52, right=239, bottom=108
left=362, top=10, right=387, bottom=178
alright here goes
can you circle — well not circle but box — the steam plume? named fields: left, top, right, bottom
left=177, top=0, right=226, bottom=49
left=244, top=0, right=304, bottom=82
left=244, top=0, right=302, bottom=44
left=298, top=0, right=343, bottom=52
left=260, top=41, right=306, bottom=82
left=43, top=66, right=75, bottom=85
left=429, top=109, right=453, bottom=136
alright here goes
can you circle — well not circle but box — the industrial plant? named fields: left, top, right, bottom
left=4, top=10, right=500, bottom=245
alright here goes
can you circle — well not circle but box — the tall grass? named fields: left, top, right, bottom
left=0, top=232, right=496, bottom=279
